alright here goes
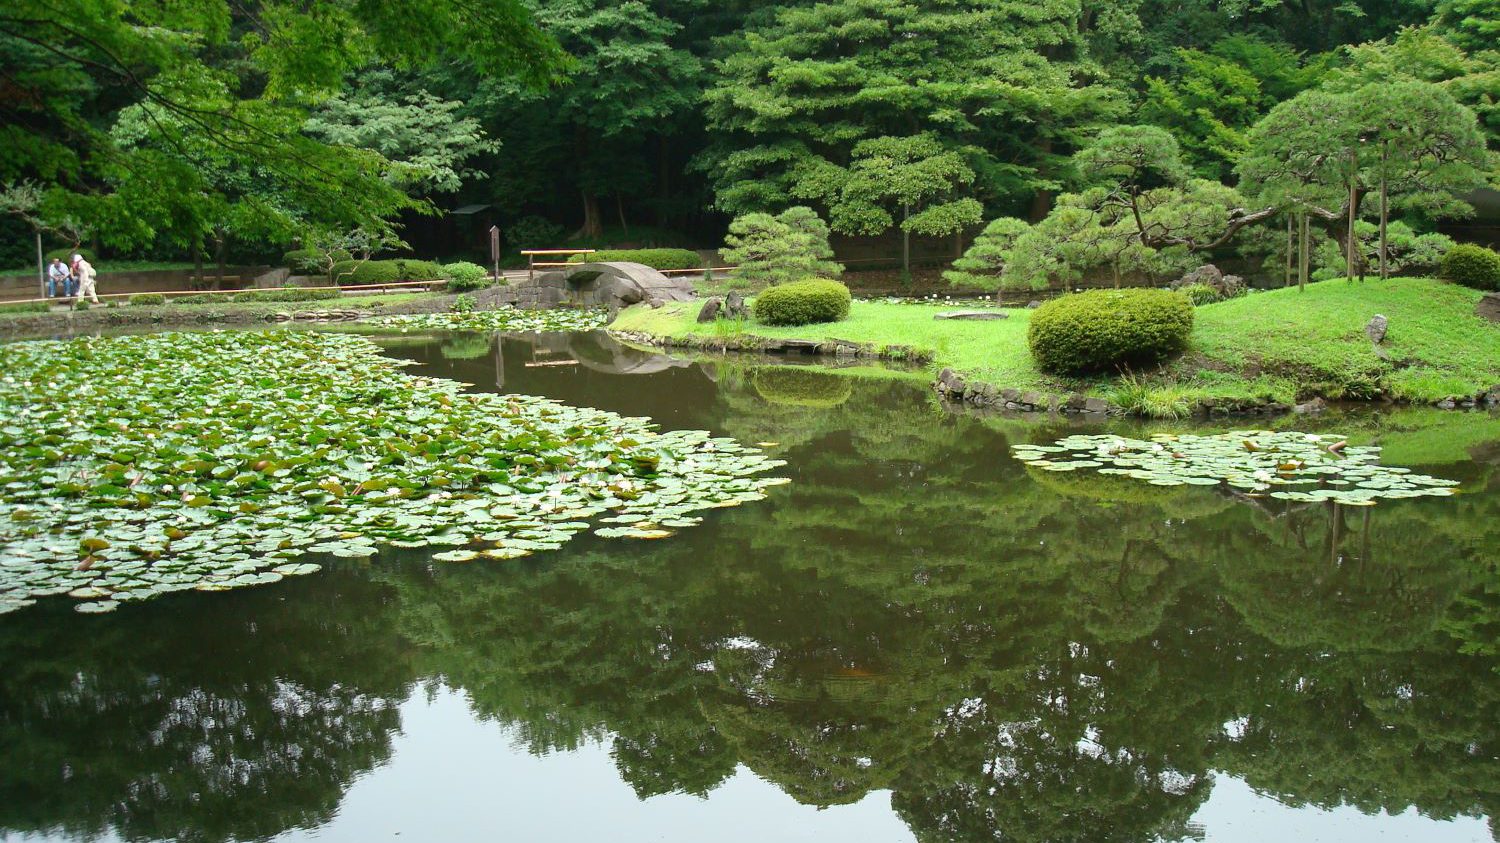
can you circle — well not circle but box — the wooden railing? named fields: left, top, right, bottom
left=0, top=278, right=450, bottom=307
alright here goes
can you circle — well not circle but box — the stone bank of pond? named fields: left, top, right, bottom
left=2, top=327, right=1500, bottom=842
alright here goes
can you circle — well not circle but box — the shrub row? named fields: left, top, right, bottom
left=566, top=249, right=702, bottom=271
left=1028, top=288, right=1194, bottom=375
left=128, top=294, right=166, bottom=306
left=170, top=288, right=344, bottom=305
left=328, top=259, right=446, bottom=286
left=0, top=301, right=51, bottom=314
left=1440, top=243, right=1500, bottom=291
left=753, top=279, right=851, bottom=326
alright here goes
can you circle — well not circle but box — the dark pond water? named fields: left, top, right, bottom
left=4, top=329, right=1500, bottom=843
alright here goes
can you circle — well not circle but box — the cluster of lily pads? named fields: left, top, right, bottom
left=0, top=330, right=785, bottom=614
left=1013, top=431, right=1458, bottom=505
left=361, top=307, right=610, bottom=333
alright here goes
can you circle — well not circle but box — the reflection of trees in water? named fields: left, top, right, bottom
left=5, top=371, right=1500, bottom=842
left=0, top=568, right=414, bottom=843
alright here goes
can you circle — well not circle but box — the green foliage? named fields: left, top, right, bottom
left=71, top=300, right=90, bottom=311
left=443, top=262, right=491, bottom=292
left=452, top=294, right=476, bottom=313
left=173, top=293, right=233, bottom=305
left=507, top=216, right=567, bottom=250
left=944, top=218, right=1031, bottom=290
left=1178, top=284, right=1222, bottom=306
left=45, top=248, right=94, bottom=264
left=1028, top=289, right=1194, bottom=375
left=329, top=259, right=446, bottom=286
left=753, top=280, right=851, bottom=327
left=282, top=248, right=349, bottom=273
left=230, top=288, right=343, bottom=303
left=566, top=249, right=702, bottom=271
left=723, top=207, right=842, bottom=288
left=700, top=0, right=1118, bottom=234
left=128, top=294, right=167, bottom=306
left=0, top=301, right=50, bottom=315
left=3, top=0, right=565, bottom=255
left=1439, top=243, right=1500, bottom=291
left=304, top=71, right=500, bottom=195
left=1108, top=375, right=1197, bottom=418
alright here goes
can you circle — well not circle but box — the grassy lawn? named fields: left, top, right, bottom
left=612, top=277, right=1500, bottom=407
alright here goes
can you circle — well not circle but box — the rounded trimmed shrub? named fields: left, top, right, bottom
left=1028, top=289, right=1194, bottom=375
left=444, top=261, right=491, bottom=292
left=128, top=293, right=166, bottom=306
left=565, top=249, right=702, bottom=271
left=1439, top=243, right=1500, bottom=291
left=752, top=279, right=851, bottom=327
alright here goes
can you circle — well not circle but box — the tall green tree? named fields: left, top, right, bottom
left=701, top=0, right=1119, bottom=234
left=0, top=0, right=565, bottom=249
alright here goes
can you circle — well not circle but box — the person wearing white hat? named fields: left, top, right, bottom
left=72, top=253, right=100, bottom=304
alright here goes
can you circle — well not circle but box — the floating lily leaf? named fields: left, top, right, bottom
left=360, top=307, right=610, bottom=334
left=0, top=330, right=786, bottom=614
left=1016, top=430, right=1458, bottom=507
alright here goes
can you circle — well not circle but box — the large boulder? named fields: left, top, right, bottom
left=696, top=297, right=723, bottom=323
left=1171, top=264, right=1245, bottom=299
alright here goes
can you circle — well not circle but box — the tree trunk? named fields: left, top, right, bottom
left=1285, top=215, right=1294, bottom=287
left=215, top=234, right=227, bottom=291
left=901, top=205, right=911, bottom=283
left=1111, top=260, right=1121, bottom=289
left=1379, top=141, right=1389, bottom=280
left=657, top=136, right=671, bottom=227
left=954, top=229, right=964, bottom=260
left=578, top=191, right=603, bottom=241
left=1346, top=148, right=1359, bottom=283
left=1298, top=214, right=1309, bottom=292
left=193, top=233, right=204, bottom=290
left=35, top=231, right=44, bottom=299
left=616, top=195, right=629, bottom=238
left=1027, top=139, right=1055, bottom=221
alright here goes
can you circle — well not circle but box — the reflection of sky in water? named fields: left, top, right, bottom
left=262, top=687, right=1489, bottom=843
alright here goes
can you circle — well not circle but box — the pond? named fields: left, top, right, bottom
left=2, top=327, right=1499, bottom=842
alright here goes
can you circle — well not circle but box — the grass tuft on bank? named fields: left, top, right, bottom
left=612, top=277, right=1500, bottom=407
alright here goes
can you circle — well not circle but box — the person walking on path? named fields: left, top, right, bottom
left=72, top=254, right=99, bottom=304
left=46, top=258, right=69, bottom=298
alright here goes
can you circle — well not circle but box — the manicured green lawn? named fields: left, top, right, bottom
left=612, top=278, right=1500, bottom=406
left=1185, top=277, right=1500, bottom=402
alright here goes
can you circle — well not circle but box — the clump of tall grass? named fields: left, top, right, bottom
left=1110, top=374, right=1197, bottom=419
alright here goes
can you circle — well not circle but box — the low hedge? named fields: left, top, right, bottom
left=1028, top=288, right=1194, bottom=375
left=1440, top=243, right=1500, bottom=291
left=128, top=293, right=167, bottom=306
left=0, top=301, right=51, bottom=315
left=169, top=288, right=343, bottom=304
left=753, top=279, right=851, bottom=326
left=328, top=259, right=447, bottom=286
left=444, top=261, right=491, bottom=292
left=566, top=249, right=702, bottom=271
left=233, top=288, right=342, bottom=303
